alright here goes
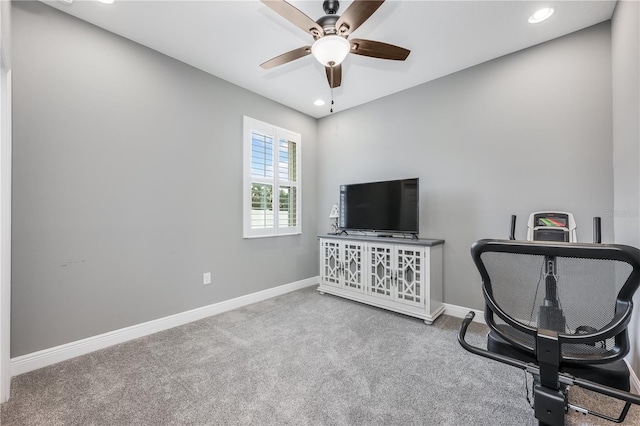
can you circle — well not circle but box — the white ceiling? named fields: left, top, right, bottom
left=41, top=0, right=617, bottom=118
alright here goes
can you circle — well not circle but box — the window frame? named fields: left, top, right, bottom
left=243, top=116, right=302, bottom=238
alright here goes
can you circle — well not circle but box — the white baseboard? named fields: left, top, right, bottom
left=443, top=303, right=486, bottom=325
left=11, top=276, right=319, bottom=376
left=626, top=360, right=640, bottom=394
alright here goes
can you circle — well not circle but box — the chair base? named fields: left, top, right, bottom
left=487, top=331, right=630, bottom=392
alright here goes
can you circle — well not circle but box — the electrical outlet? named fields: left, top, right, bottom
left=203, top=272, right=211, bottom=285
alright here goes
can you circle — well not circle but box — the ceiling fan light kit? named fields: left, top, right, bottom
left=311, top=35, right=351, bottom=66
left=261, top=0, right=410, bottom=93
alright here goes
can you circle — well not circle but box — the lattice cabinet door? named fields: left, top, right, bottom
left=320, top=239, right=342, bottom=288
left=395, top=247, right=425, bottom=308
left=367, top=244, right=394, bottom=300
left=342, top=242, right=365, bottom=292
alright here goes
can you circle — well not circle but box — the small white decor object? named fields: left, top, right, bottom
left=329, top=204, right=339, bottom=234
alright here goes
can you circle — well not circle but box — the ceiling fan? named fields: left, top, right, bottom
left=260, top=0, right=410, bottom=89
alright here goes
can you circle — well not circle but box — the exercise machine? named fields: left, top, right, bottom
left=458, top=212, right=640, bottom=425
left=510, top=211, right=601, bottom=244
left=522, top=212, right=577, bottom=332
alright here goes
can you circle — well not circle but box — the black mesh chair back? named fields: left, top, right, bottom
left=472, top=239, right=640, bottom=366
left=459, top=239, right=640, bottom=425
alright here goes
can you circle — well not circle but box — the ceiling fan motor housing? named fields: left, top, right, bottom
left=317, top=0, right=344, bottom=35
left=323, top=0, right=339, bottom=15
left=316, top=15, right=340, bottom=35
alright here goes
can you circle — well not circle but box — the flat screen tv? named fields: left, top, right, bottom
left=339, top=178, right=419, bottom=235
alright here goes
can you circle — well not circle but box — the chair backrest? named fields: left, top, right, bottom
left=471, top=239, right=640, bottom=365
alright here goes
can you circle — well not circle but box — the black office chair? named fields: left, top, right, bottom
left=458, top=239, right=640, bottom=425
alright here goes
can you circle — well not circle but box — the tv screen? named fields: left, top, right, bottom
left=339, top=178, right=419, bottom=234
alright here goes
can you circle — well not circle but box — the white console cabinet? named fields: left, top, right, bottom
left=318, top=235, right=445, bottom=324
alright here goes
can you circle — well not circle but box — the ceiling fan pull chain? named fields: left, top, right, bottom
left=330, top=85, right=335, bottom=113
left=329, top=62, right=335, bottom=113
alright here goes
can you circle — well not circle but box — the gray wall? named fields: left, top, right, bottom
left=612, top=0, right=640, bottom=375
left=11, top=1, right=318, bottom=357
left=10, top=0, right=627, bottom=365
left=317, top=22, right=614, bottom=311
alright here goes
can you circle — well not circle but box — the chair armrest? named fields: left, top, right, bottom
left=457, top=311, right=529, bottom=370
left=571, top=375, right=640, bottom=406
left=458, top=311, right=640, bottom=411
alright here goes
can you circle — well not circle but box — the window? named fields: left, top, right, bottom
left=243, top=116, right=301, bottom=238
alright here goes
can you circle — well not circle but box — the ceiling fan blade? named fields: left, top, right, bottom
left=260, top=46, right=312, bottom=69
left=325, top=64, right=342, bottom=88
left=334, top=0, right=385, bottom=36
left=349, top=39, right=410, bottom=61
left=261, top=0, right=324, bottom=38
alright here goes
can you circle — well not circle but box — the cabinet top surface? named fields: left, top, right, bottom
left=318, top=234, right=444, bottom=247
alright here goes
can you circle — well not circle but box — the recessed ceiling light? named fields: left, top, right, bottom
left=97, top=0, right=115, bottom=4
left=314, top=99, right=325, bottom=106
left=528, top=8, right=554, bottom=24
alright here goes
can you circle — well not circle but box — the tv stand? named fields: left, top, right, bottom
left=318, top=235, right=445, bottom=324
